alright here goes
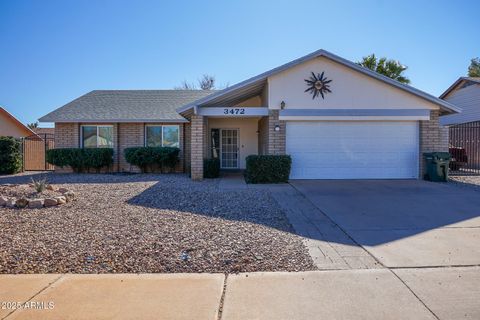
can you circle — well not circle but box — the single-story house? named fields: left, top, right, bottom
left=440, top=77, right=480, bottom=126
left=39, top=49, right=459, bottom=180
left=0, top=106, right=36, bottom=138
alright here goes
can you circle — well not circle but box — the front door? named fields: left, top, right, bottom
left=220, top=129, right=239, bottom=169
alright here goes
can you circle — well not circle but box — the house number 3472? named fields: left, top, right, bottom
left=224, top=108, right=245, bottom=115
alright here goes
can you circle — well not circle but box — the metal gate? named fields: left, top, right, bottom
left=23, top=133, right=55, bottom=171
left=449, top=121, right=480, bottom=175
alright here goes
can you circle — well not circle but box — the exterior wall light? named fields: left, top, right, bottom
left=274, top=125, right=281, bottom=132
left=280, top=101, right=286, bottom=109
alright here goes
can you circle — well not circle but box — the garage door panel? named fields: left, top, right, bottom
left=286, top=121, right=419, bottom=179
left=293, top=152, right=412, bottom=166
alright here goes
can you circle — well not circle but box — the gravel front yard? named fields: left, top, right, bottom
left=0, top=173, right=315, bottom=274
left=449, top=175, right=480, bottom=190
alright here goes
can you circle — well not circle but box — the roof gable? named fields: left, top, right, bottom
left=0, top=107, right=36, bottom=137
left=268, top=56, right=443, bottom=110
left=440, top=77, right=480, bottom=99
left=178, top=49, right=460, bottom=114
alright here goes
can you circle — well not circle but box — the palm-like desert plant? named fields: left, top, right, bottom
left=357, top=54, right=411, bottom=84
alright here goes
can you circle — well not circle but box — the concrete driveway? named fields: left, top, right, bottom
left=291, top=179, right=480, bottom=268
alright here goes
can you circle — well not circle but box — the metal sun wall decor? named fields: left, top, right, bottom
left=304, top=71, right=332, bottom=99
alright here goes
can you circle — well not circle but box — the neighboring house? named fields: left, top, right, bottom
left=39, top=49, right=459, bottom=180
left=440, top=77, right=480, bottom=126
left=0, top=106, right=36, bottom=138
left=439, top=77, right=480, bottom=171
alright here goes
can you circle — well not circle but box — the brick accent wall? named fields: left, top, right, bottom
left=267, top=110, right=286, bottom=155
left=184, top=123, right=191, bottom=172
left=54, top=122, right=185, bottom=173
left=54, top=123, right=79, bottom=172
left=419, top=110, right=449, bottom=178
left=55, top=123, right=80, bottom=148
left=190, top=115, right=204, bottom=180
left=118, top=123, right=144, bottom=172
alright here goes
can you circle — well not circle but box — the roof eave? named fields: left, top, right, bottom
left=439, top=77, right=467, bottom=99
left=38, top=118, right=189, bottom=123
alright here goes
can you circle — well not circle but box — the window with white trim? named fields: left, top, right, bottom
left=81, top=125, right=114, bottom=148
left=145, top=125, right=180, bottom=148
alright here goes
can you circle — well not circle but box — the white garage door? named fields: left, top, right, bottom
left=286, top=121, right=419, bottom=179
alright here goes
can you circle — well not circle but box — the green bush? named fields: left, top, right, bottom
left=46, top=148, right=114, bottom=173
left=204, top=158, right=220, bottom=178
left=245, top=155, right=292, bottom=183
left=124, top=147, right=180, bottom=173
left=0, top=136, right=23, bottom=174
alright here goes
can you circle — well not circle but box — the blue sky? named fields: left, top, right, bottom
left=0, top=0, right=478, bottom=126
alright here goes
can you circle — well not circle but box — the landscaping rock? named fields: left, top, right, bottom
left=44, top=198, right=58, bottom=207
left=64, top=191, right=75, bottom=202
left=0, top=173, right=315, bottom=274
left=58, top=187, right=69, bottom=194
left=6, top=199, right=16, bottom=208
left=15, top=198, right=29, bottom=208
left=46, top=185, right=56, bottom=191
left=28, top=199, right=44, bottom=209
left=54, top=196, right=67, bottom=205
left=0, top=196, right=7, bottom=207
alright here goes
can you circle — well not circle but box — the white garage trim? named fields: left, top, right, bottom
left=286, top=121, right=419, bottom=179
left=280, top=116, right=428, bottom=121
left=279, top=109, right=430, bottom=121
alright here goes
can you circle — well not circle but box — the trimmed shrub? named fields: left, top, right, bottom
left=245, top=155, right=292, bottom=184
left=204, top=158, right=220, bottom=178
left=0, top=136, right=23, bottom=174
left=46, top=148, right=114, bottom=173
left=124, top=147, right=180, bottom=173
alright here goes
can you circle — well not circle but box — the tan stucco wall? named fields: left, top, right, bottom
left=207, top=118, right=259, bottom=169
left=0, top=111, right=32, bottom=137
left=233, top=95, right=263, bottom=107
left=267, top=56, right=440, bottom=111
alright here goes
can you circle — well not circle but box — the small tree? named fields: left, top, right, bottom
left=27, top=122, right=38, bottom=130
left=199, top=74, right=215, bottom=90
left=175, top=74, right=217, bottom=90
left=175, top=80, right=197, bottom=90
left=357, top=54, right=411, bottom=84
left=468, top=57, right=480, bottom=77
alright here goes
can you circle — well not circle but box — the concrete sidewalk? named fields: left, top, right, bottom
left=1, top=267, right=479, bottom=320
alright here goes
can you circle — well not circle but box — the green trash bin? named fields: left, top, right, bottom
left=424, top=152, right=451, bottom=182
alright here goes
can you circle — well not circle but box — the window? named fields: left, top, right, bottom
left=81, top=125, right=113, bottom=148
left=145, top=125, right=180, bottom=148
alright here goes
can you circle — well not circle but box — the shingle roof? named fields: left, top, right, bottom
left=39, top=90, right=216, bottom=123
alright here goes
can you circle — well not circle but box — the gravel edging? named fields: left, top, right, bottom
left=0, top=173, right=316, bottom=274
left=449, top=175, right=480, bottom=191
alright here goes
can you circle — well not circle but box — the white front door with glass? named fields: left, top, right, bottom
left=211, top=129, right=239, bottom=169
left=221, top=129, right=239, bottom=169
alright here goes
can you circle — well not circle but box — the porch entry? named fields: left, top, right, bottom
left=211, top=128, right=240, bottom=169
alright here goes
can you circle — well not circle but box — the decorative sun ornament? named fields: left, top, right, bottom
left=304, top=71, right=332, bottom=99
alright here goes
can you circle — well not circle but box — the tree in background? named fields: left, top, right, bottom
left=27, top=122, right=38, bottom=130
left=468, top=57, right=480, bottom=77
left=199, top=74, right=215, bottom=90
left=357, top=54, right=411, bottom=84
left=175, top=74, right=222, bottom=90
